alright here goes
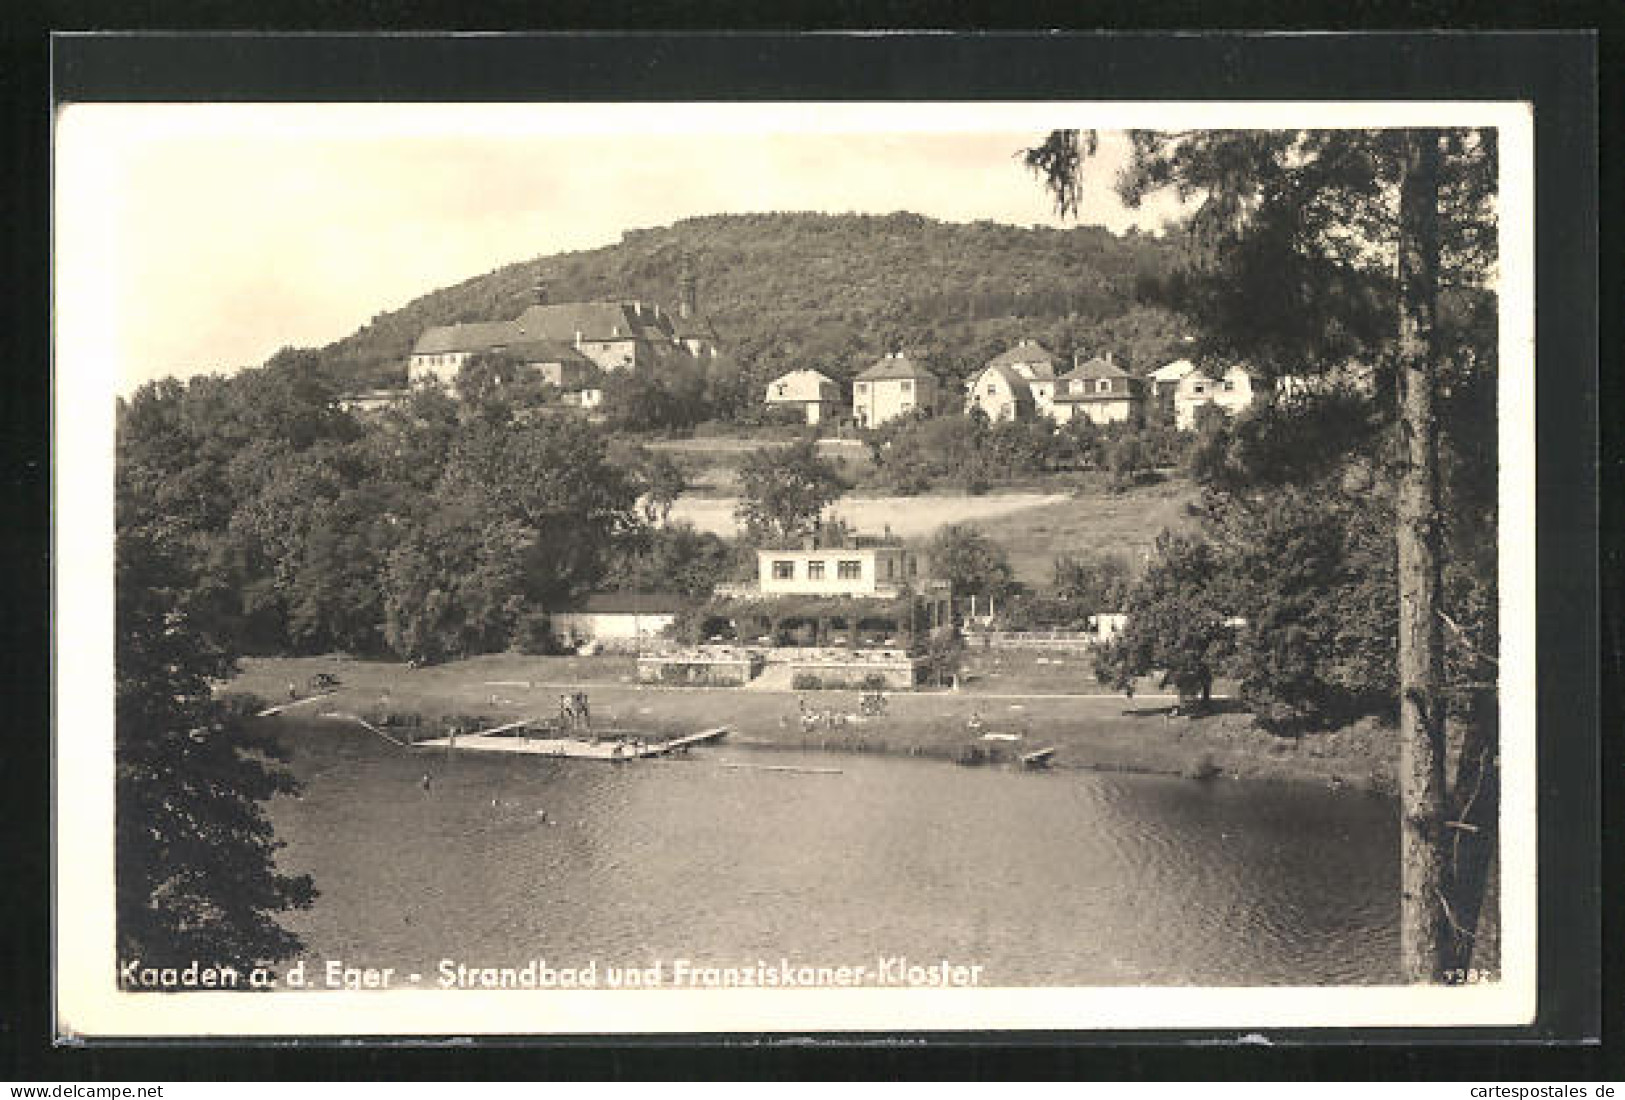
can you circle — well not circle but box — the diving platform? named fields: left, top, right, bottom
left=413, top=725, right=729, bottom=760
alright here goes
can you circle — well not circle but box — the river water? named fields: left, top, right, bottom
left=266, top=722, right=1399, bottom=987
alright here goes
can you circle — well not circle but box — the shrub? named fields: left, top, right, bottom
left=861, top=673, right=889, bottom=691
left=1186, top=753, right=1222, bottom=782
left=512, top=610, right=559, bottom=655
left=792, top=673, right=824, bottom=690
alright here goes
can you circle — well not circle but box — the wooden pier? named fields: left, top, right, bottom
left=412, top=725, right=729, bottom=761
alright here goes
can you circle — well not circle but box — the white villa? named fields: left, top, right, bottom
left=853, top=352, right=940, bottom=428
left=764, top=369, right=843, bottom=425
left=1049, top=355, right=1145, bottom=426
left=964, top=339, right=1062, bottom=422
left=1147, top=358, right=1197, bottom=422
left=1174, top=364, right=1264, bottom=429
left=964, top=362, right=1037, bottom=422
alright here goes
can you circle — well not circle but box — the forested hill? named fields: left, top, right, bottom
left=312, top=211, right=1190, bottom=395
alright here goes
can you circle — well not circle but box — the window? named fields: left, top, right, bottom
left=776, top=383, right=787, bottom=396
left=838, top=560, right=862, bottom=580
left=987, top=384, right=997, bottom=395
left=1222, top=379, right=1236, bottom=392
left=856, top=382, right=868, bottom=394
left=807, top=560, right=826, bottom=580
left=885, top=557, right=895, bottom=580
left=1097, top=378, right=1111, bottom=393
left=900, top=380, right=913, bottom=392
left=1192, top=383, right=1206, bottom=395
left=772, top=560, right=795, bottom=580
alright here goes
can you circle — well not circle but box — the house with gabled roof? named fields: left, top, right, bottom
left=852, top=352, right=940, bottom=428
left=986, top=338, right=1062, bottom=378
left=966, top=339, right=1063, bottom=421
left=964, top=362, right=1037, bottom=422
left=1147, top=358, right=1197, bottom=423
left=1174, top=363, right=1265, bottom=429
left=1049, top=354, right=1145, bottom=426
left=765, top=368, right=843, bottom=425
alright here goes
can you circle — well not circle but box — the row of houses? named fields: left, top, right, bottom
left=764, top=340, right=1268, bottom=432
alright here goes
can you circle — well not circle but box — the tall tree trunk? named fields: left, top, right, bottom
left=1396, top=129, right=1449, bottom=983
left=1443, top=690, right=1499, bottom=971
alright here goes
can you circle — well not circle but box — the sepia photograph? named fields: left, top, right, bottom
left=54, top=94, right=1542, bottom=1037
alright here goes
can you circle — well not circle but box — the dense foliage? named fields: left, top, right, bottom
left=118, top=361, right=658, bottom=663
left=733, top=439, right=847, bottom=545
left=863, top=409, right=1188, bottom=494
left=117, top=472, right=316, bottom=969
left=926, top=525, right=1016, bottom=601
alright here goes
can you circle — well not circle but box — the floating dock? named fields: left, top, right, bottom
left=413, top=725, right=729, bottom=760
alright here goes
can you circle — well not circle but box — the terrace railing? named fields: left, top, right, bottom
left=964, top=629, right=1102, bottom=651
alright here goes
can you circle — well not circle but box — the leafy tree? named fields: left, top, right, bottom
left=1220, top=488, right=1399, bottom=732
left=438, top=416, right=638, bottom=608
left=1051, top=551, right=1132, bottom=610
left=615, top=444, right=689, bottom=525
left=381, top=505, right=534, bottom=662
left=923, top=623, right=966, bottom=687
left=1104, top=435, right=1149, bottom=489
left=927, top=524, right=1017, bottom=601
left=116, top=523, right=315, bottom=972
left=733, top=439, right=845, bottom=544
left=600, top=371, right=683, bottom=431
left=455, top=351, right=548, bottom=418
left=606, top=522, right=734, bottom=598
left=1093, top=533, right=1234, bottom=707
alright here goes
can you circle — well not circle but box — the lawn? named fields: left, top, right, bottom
left=644, top=435, right=872, bottom=495
left=961, top=477, right=1200, bottom=585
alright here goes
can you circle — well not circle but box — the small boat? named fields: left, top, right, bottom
left=1019, top=747, right=1057, bottom=769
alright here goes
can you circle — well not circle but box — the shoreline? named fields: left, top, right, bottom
left=231, top=654, right=1397, bottom=794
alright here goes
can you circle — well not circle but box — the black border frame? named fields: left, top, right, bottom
left=14, top=28, right=1607, bottom=1079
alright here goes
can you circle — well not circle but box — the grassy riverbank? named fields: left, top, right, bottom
left=231, top=654, right=1397, bottom=792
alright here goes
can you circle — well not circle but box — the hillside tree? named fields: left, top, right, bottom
left=927, top=524, right=1017, bottom=602
left=734, top=439, right=846, bottom=544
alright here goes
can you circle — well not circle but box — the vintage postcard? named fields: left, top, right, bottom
left=55, top=98, right=1537, bottom=1037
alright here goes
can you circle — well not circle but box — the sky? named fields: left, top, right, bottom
left=55, top=104, right=1189, bottom=391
